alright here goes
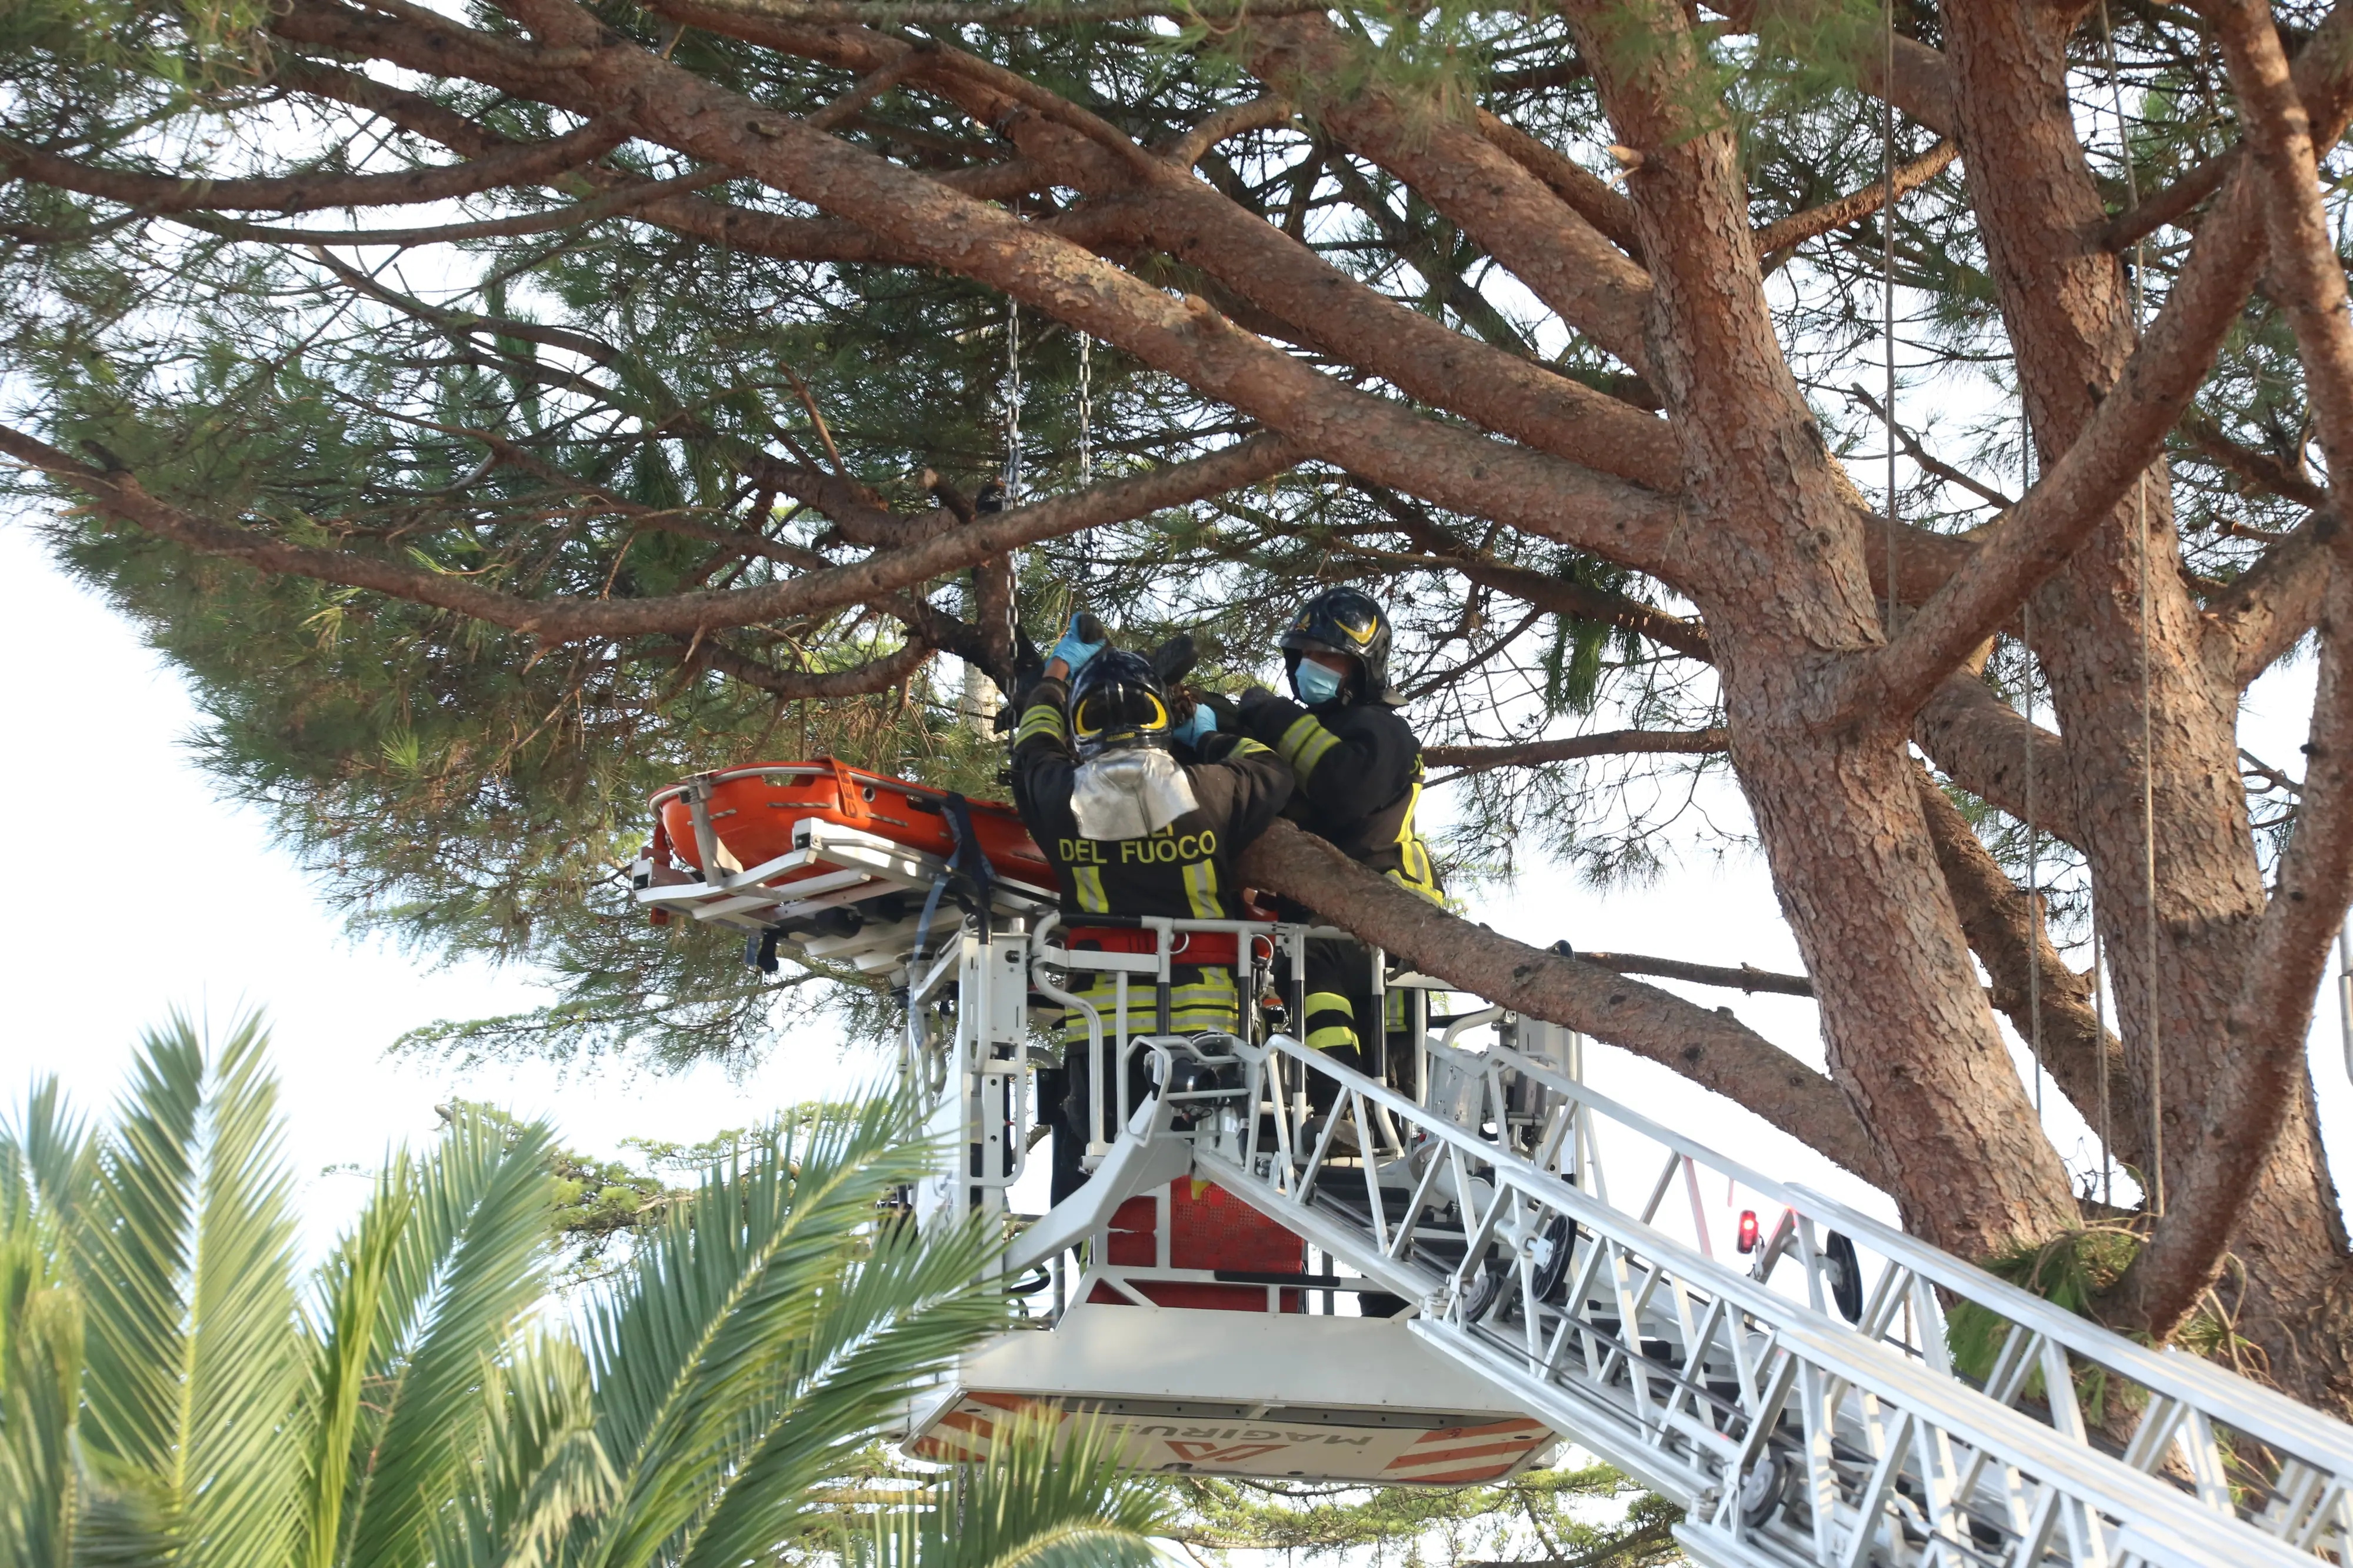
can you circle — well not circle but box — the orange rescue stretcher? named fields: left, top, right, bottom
left=635, top=759, right=1058, bottom=970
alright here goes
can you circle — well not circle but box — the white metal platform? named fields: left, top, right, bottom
left=635, top=833, right=2353, bottom=1567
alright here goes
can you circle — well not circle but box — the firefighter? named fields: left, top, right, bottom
left=1235, top=586, right=1441, bottom=1097
left=1012, top=616, right=1291, bottom=1199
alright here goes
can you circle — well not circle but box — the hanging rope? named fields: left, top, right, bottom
left=2025, top=601, right=2045, bottom=1119
left=1881, top=0, right=1898, bottom=635
left=2101, top=0, right=2162, bottom=1216
left=2096, top=924, right=2114, bottom=1206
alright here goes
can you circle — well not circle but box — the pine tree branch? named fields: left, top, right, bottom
left=272, top=0, right=1695, bottom=576
left=1828, top=191, right=2267, bottom=726
left=1573, top=950, right=1812, bottom=996
left=1910, top=672, right=2081, bottom=848
left=0, top=116, right=630, bottom=212
left=668, top=634, right=934, bottom=695
left=1424, top=728, right=1727, bottom=775
left=2207, top=513, right=2337, bottom=689
left=1915, top=766, right=2139, bottom=1169
left=1247, top=16, right=1657, bottom=378
left=0, top=422, right=1299, bottom=642
left=1755, top=140, right=1958, bottom=258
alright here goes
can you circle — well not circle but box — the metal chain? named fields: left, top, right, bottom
left=1078, top=331, right=1094, bottom=488
left=1004, top=295, right=1024, bottom=506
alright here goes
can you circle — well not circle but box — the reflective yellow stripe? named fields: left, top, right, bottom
left=1305, top=1023, right=1360, bottom=1052
left=1228, top=736, right=1272, bottom=756
left=1278, top=713, right=1342, bottom=779
left=1182, top=858, right=1221, bottom=918
left=1072, top=866, right=1110, bottom=913
left=1017, top=703, right=1065, bottom=743
left=1389, top=772, right=1441, bottom=898
left=1304, top=990, right=1355, bottom=1018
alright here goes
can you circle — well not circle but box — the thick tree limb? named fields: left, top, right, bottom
left=2208, top=516, right=2337, bottom=688
left=2117, top=566, right=2353, bottom=1335
left=1828, top=178, right=2274, bottom=726
left=2213, top=1, right=2353, bottom=494
left=1475, top=111, right=1642, bottom=256
left=2098, top=3, right=2353, bottom=253
left=1911, top=672, right=2081, bottom=848
left=168, top=165, right=731, bottom=246
left=2102, top=149, right=2239, bottom=252
left=1235, top=819, right=1887, bottom=1182
left=0, top=422, right=1300, bottom=640
left=1245, top=16, right=1658, bottom=378
left=0, top=116, right=629, bottom=212
left=2181, top=412, right=2330, bottom=511
left=2109, top=0, right=2353, bottom=1340
left=271, top=0, right=1698, bottom=576
left=1916, top=768, right=2138, bottom=1167
left=1425, top=728, right=1727, bottom=775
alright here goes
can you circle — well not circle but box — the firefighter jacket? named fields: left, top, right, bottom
left=1011, top=676, right=1292, bottom=1040
left=1236, top=688, right=1442, bottom=906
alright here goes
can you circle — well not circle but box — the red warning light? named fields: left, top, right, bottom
left=1737, top=1209, right=1761, bottom=1255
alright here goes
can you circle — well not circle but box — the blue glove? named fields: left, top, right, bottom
left=1049, top=612, right=1105, bottom=675
left=1172, top=703, right=1217, bottom=747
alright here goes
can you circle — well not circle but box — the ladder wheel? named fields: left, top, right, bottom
left=1738, top=1448, right=1791, bottom=1528
left=1459, top=1256, right=1508, bottom=1323
left=1823, top=1231, right=1864, bottom=1323
left=1529, top=1213, right=1576, bottom=1303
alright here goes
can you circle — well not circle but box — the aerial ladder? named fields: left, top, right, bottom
left=638, top=759, right=2353, bottom=1568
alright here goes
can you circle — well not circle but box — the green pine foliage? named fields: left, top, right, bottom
left=4, top=0, right=2336, bottom=1060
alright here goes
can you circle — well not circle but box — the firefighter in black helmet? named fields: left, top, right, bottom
left=1236, top=586, right=1441, bottom=1093
left=1012, top=616, right=1291, bottom=1200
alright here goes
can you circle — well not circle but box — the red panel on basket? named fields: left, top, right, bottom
left=1172, top=1180, right=1305, bottom=1273
left=1092, top=1182, right=1306, bottom=1310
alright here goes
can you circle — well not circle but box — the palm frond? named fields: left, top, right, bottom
left=435, top=1332, right=617, bottom=1568
left=584, top=1092, right=984, bottom=1568
left=677, top=1210, right=1008, bottom=1568
left=298, top=1149, right=415, bottom=1568
left=0, top=1223, right=84, bottom=1568
left=70, top=1013, right=306, bottom=1568
left=342, top=1108, right=559, bottom=1568
left=0, top=1078, right=92, bottom=1240
left=867, top=1411, right=1172, bottom=1568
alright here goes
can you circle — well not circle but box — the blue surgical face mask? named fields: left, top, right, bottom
left=1292, top=659, right=1346, bottom=706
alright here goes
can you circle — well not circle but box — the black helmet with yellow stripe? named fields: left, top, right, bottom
left=1280, top=586, right=1395, bottom=705
left=1068, top=648, right=1175, bottom=761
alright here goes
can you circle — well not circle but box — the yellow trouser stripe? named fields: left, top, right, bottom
left=1058, top=970, right=1241, bottom=1042
left=1072, top=866, right=1110, bottom=913
left=1182, top=858, right=1221, bottom=918
left=1305, top=1023, right=1360, bottom=1052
